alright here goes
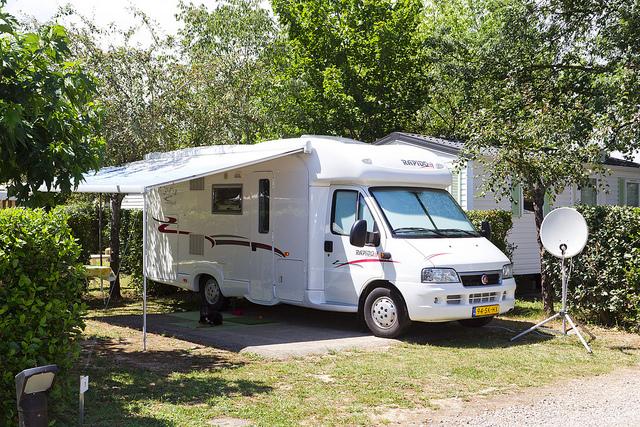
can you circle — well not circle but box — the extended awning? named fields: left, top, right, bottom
left=61, top=139, right=307, bottom=194
left=46, top=138, right=308, bottom=352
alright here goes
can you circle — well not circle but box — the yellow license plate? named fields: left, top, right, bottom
left=472, top=304, right=499, bottom=317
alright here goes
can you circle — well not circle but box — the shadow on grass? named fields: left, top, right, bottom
left=402, top=317, right=554, bottom=349
left=54, top=337, right=271, bottom=426
left=84, top=288, right=200, bottom=316
left=508, top=303, right=546, bottom=319
left=609, top=345, right=640, bottom=355
left=89, top=297, right=558, bottom=352
left=88, top=337, right=243, bottom=374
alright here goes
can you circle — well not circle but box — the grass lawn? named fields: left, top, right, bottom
left=54, top=280, right=640, bottom=426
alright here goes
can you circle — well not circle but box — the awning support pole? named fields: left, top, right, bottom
left=142, top=188, right=148, bottom=352
left=98, top=194, right=105, bottom=304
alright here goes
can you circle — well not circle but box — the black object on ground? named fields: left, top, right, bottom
left=199, top=302, right=223, bottom=326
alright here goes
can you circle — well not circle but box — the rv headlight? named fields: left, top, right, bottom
left=502, top=263, right=514, bottom=279
left=421, top=268, right=459, bottom=283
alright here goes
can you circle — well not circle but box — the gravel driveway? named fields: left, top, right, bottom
left=427, top=365, right=640, bottom=426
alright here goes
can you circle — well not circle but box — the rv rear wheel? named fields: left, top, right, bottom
left=363, top=287, right=411, bottom=338
left=200, top=276, right=225, bottom=310
left=458, top=316, right=494, bottom=327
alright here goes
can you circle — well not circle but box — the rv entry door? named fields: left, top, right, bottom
left=248, top=172, right=276, bottom=303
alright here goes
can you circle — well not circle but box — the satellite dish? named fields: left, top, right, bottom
left=512, top=206, right=595, bottom=353
left=540, top=207, right=588, bottom=258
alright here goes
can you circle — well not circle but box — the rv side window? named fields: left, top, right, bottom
left=258, top=179, right=269, bottom=233
left=331, top=190, right=376, bottom=235
left=212, top=185, right=243, bottom=214
left=358, top=195, right=376, bottom=233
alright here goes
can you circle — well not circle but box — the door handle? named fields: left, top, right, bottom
left=324, top=240, right=333, bottom=253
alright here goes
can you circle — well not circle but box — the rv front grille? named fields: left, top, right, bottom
left=469, top=292, right=499, bottom=304
left=446, top=295, right=462, bottom=304
left=189, top=234, right=204, bottom=255
left=460, top=272, right=500, bottom=287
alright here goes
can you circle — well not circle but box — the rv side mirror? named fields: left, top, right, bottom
left=349, top=220, right=368, bottom=247
left=480, top=220, right=492, bottom=239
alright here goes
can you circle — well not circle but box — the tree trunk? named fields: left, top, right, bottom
left=109, top=193, right=125, bottom=300
left=532, top=188, right=554, bottom=314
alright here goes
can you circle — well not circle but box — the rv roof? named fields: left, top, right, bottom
left=44, top=136, right=451, bottom=194
left=303, top=137, right=452, bottom=187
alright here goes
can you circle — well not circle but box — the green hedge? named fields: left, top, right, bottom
left=0, top=208, right=85, bottom=424
left=542, top=205, right=640, bottom=332
left=467, top=209, right=514, bottom=259
left=58, top=200, right=109, bottom=263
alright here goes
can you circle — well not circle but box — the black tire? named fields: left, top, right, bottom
left=363, top=287, right=411, bottom=338
left=199, top=276, right=226, bottom=310
left=458, top=316, right=494, bottom=328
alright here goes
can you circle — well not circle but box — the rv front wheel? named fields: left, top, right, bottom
left=363, top=287, right=410, bottom=338
left=200, top=276, right=225, bottom=310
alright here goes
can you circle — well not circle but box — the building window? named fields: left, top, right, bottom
left=190, top=177, right=205, bottom=191
left=331, top=190, right=376, bottom=236
left=580, top=179, right=597, bottom=206
left=258, top=179, right=270, bottom=233
left=627, top=182, right=640, bottom=207
left=212, top=185, right=242, bottom=214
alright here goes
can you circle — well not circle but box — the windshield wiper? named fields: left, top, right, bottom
left=438, top=228, right=480, bottom=237
left=393, top=227, right=445, bottom=237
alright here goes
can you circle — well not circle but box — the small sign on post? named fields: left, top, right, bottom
left=79, top=375, right=89, bottom=425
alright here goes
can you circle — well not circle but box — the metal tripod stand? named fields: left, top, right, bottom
left=511, top=245, right=596, bottom=353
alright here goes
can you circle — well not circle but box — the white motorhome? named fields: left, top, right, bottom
left=82, top=136, right=516, bottom=337
left=136, top=136, right=516, bottom=337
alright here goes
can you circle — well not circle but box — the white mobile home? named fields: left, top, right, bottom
left=376, top=132, right=640, bottom=276
left=74, top=136, right=516, bottom=338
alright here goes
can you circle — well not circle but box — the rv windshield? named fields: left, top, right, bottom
left=369, top=187, right=479, bottom=238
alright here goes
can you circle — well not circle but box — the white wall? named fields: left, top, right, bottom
left=466, top=163, right=639, bottom=275
left=467, top=162, right=543, bottom=275
left=602, top=166, right=640, bottom=205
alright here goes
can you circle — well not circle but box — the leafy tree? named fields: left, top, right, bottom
left=68, top=12, right=189, bottom=298
left=0, top=6, right=103, bottom=201
left=66, top=0, right=285, bottom=297
left=272, top=0, right=429, bottom=141
left=178, top=0, right=288, bottom=144
left=422, top=0, right=640, bottom=313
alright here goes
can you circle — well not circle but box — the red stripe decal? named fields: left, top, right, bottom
left=251, top=242, right=286, bottom=257
left=155, top=216, right=190, bottom=235
left=215, top=239, right=251, bottom=248
left=425, top=252, right=449, bottom=261
left=153, top=218, right=284, bottom=256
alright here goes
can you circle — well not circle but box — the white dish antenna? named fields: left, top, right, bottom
left=512, top=206, right=595, bottom=352
left=540, top=207, right=588, bottom=258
